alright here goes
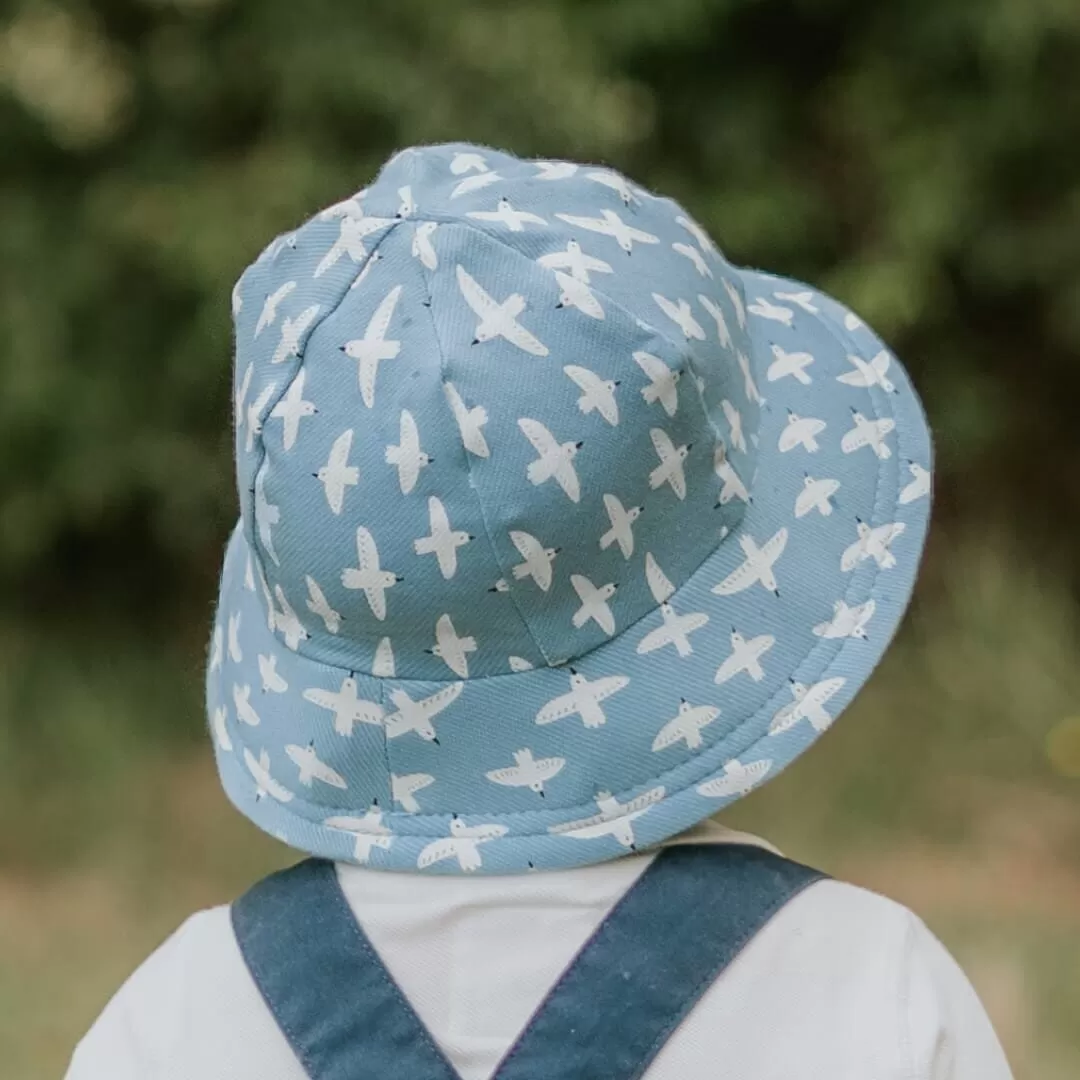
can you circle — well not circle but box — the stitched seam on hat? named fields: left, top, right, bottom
left=412, top=228, right=555, bottom=669
left=399, top=213, right=732, bottom=452
left=222, top=290, right=917, bottom=833
left=245, top=221, right=405, bottom=660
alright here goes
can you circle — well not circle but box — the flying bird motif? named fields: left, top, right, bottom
left=696, top=758, right=773, bottom=799
left=652, top=700, right=720, bottom=751
left=633, top=351, right=680, bottom=418
left=536, top=670, right=629, bottom=728
left=518, top=417, right=582, bottom=502
left=285, top=742, right=348, bottom=789
left=385, top=410, right=432, bottom=495
left=384, top=682, right=464, bottom=742
left=444, top=382, right=490, bottom=458
left=548, top=787, right=665, bottom=849
left=563, top=365, right=619, bottom=425
left=600, top=494, right=643, bottom=559
left=341, top=284, right=403, bottom=408
left=316, top=429, right=359, bottom=515
left=712, top=529, right=788, bottom=597
left=769, top=678, right=846, bottom=736
left=341, top=526, right=401, bottom=621
left=456, top=265, right=549, bottom=356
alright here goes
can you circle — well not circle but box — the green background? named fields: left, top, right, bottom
left=0, top=1, right=1078, bottom=1076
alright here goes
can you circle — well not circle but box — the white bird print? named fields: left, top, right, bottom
left=537, top=240, right=612, bottom=283
left=233, top=684, right=261, bottom=727
left=324, top=806, right=392, bottom=864
left=633, top=351, right=680, bottom=417
left=769, top=677, right=846, bottom=735
left=844, top=311, right=865, bottom=330
left=315, top=214, right=394, bottom=277
left=414, top=497, right=472, bottom=580
left=672, top=242, right=712, bottom=277
left=317, top=194, right=365, bottom=221
left=209, top=624, right=223, bottom=672
left=698, top=295, right=733, bottom=349
left=373, top=636, right=395, bottom=678
left=510, top=530, right=559, bottom=591
left=212, top=705, right=232, bottom=752
left=272, top=586, right=310, bottom=650
left=235, top=362, right=254, bottom=432
left=244, top=555, right=256, bottom=593
left=649, top=428, right=691, bottom=500
left=271, top=304, right=321, bottom=365
left=564, top=364, right=619, bottom=425
left=450, top=172, right=500, bottom=199
left=270, top=369, right=316, bottom=450
left=342, top=284, right=403, bottom=408
left=396, top=185, right=417, bottom=217
left=675, top=214, right=718, bottom=258
left=444, top=382, right=490, bottom=458
left=349, top=250, right=383, bottom=291
left=712, top=529, right=788, bottom=596
left=553, top=270, right=605, bottom=319
left=585, top=168, right=640, bottom=205
left=554, top=209, right=659, bottom=254
left=841, top=411, right=896, bottom=459
left=795, top=475, right=840, bottom=517
left=255, top=281, right=297, bottom=337
left=537, top=670, right=629, bottom=728
left=304, top=575, right=342, bottom=633
left=713, top=447, right=750, bottom=506
left=600, top=494, right=643, bottom=559
left=747, top=297, right=795, bottom=326
left=384, top=682, right=464, bottom=742
left=900, top=461, right=931, bottom=504
left=315, top=429, right=358, bottom=515
left=518, top=417, right=582, bottom=502
left=696, top=758, right=773, bottom=799
left=341, top=526, right=401, bottom=621
left=456, top=265, right=549, bottom=356
left=303, top=676, right=384, bottom=736
left=779, top=412, right=827, bottom=453
left=774, top=290, right=818, bottom=313
left=467, top=197, right=546, bottom=232
left=260, top=230, right=298, bottom=262
left=227, top=612, right=243, bottom=663
left=258, top=653, right=288, bottom=694
left=652, top=699, right=720, bottom=751
left=652, top=293, right=705, bottom=340
left=286, top=742, right=348, bottom=789
left=723, top=279, right=747, bottom=329
left=244, top=747, right=294, bottom=803
left=392, top=772, right=434, bottom=813
left=722, top=399, right=746, bottom=452
left=549, top=788, right=664, bottom=849
left=411, top=220, right=439, bottom=269
left=736, top=350, right=762, bottom=405
left=245, top=382, right=277, bottom=453
left=429, top=614, right=476, bottom=678
left=253, top=469, right=280, bottom=566
left=571, top=574, right=617, bottom=636
left=508, top=656, right=534, bottom=672
left=814, top=599, right=876, bottom=640
left=533, top=160, right=579, bottom=180
left=385, top=410, right=432, bottom=495
left=231, top=279, right=244, bottom=318
left=841, top=520, right=906, bottom=571
left=418, top=817, right=508, bottom=872
left=767, top=345, right=815, bottom=385
left=644, top=550, right=676, bottom=604
left=450, top=150, right=489, bottom=174
left=486, top=749, right=566, bottom=795
left=838, top=350, right=895, bottom=393
left=714, top=629, right=776, bottom=684
left=637, top=601, right=709, bottom=657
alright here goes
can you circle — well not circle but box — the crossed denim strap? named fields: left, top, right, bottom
left=232, top=844, right=827, bottom=1080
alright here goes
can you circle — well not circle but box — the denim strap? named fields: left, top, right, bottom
left=232, top=845, right=826, bottom=1080
left=232, top=858, right=459, bottom=1080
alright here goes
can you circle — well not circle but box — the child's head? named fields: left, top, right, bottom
left=210, top=143, right=931, bottom=873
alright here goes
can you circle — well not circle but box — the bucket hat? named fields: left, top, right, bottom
left=209, top=142, right=932, bottom=873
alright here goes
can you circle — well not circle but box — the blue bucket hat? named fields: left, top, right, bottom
left=210, top=143, right=932, bottom=873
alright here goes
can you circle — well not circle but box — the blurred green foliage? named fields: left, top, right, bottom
left=1, top=0, right=1079, bottom=607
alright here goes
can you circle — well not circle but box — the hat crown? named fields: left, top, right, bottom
left=231, top=144, right=760, bottom=679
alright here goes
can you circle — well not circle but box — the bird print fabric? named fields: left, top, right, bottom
left=210, top=142, right=932, bottom=873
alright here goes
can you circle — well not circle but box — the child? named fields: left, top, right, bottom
left=67, top=144, right=1012, bottom=1080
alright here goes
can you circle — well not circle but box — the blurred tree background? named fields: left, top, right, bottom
left=0, top=1, right=1078, bottom=1077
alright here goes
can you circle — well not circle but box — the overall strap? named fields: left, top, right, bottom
left=492, top=843, right=827, bottom=1080
left=231, top=858, right=459, bottom=1080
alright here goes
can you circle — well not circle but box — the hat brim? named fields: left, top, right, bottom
left=209, top=267, right=931, bottom=873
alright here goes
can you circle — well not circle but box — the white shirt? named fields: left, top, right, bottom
left=66, top=824, right=1013, bottom=1080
